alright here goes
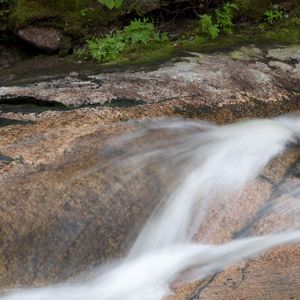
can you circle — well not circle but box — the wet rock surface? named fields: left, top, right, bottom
left=169, top=149, right=300, bottom=300
left=267, top=45, right=300, bottom=62
left=1, top=44, right=300, bottom=298
left=1, top=45, right=300, bottom=109
left=0, top=122, right=171, bottom=289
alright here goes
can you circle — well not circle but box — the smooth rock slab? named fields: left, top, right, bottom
left=1, top=45, right=300, bottom=298
left=170, top=148, right=300, bottom=300
left=267, top=46, right=300, bottom=62
left=0, top=124, right=169, bottom=289
left=1, top=45, right=300, bottom=107
left=1, top=113, right=300, bottom=298
left=268, top=60, right=293, bottom=72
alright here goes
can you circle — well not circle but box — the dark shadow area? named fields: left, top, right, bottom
left=0, top=153, right=14, bottom=162
left=0, top=97, right=67, bottom=114
left=0, top=118, right=35, bottom=127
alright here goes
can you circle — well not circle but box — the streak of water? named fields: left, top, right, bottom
left=2, top=116, right=300, bottom=300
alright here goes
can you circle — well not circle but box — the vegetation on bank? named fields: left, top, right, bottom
left=0, top=0, right=10, bottom=31
left=1, top=0, right=300, bottom=65
left=97, top=0, right=123, bottom=10
left=82, top=18, right=169, bottom=62
left=199, top=3, right=238, bottom=40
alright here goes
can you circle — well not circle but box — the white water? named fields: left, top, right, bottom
left=2, top=116, right=300, bottom=300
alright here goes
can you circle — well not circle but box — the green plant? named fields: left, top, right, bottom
left=216, top=2, right=238, bottom=33
left=123, top=18, right=160, bottom=45
left=160, top=32, right=169, bottom=42
left=199, top=3, right=238, bottom=39
left=73, top=48, right=90, bottom=60
left=86, top=18, right=168, bottom=62
left=0, top=0, right=10, bottom=30
left=264, top=9, right=283, bottom=24
left=199, top=14, right=220, bottom=40
left=98, top=0, right=123, bottom=10
left=258, top=23, right=266, bottom=32
left=88, top=34, right=126, bottom=62
left=80, top=8, right=93, bottom=17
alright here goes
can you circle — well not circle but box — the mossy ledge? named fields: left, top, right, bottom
left=0, top=0, right=300, bottom=68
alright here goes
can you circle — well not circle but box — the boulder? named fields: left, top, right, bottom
left=17, top=26, right=70, bottom=53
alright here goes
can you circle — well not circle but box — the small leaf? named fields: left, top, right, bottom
left=114, top=0, right=123, bottom=8
left=98, top=0, right=114, bottom=10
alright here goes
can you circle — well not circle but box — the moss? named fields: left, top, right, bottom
left=178, top=32, right=250, bottom=53
left=8, top=0, right=124, bottom=37
left=177, top=18, right=300, bottom=54
left=9, top=0, right=57, bottom=28
left=77, top=19, right=299, bottom=68
left=63, top=6, right=122, bottom=36
left=262, top=25, right=300, bottom=44
left=179, top=35, right=207, bottom=51
left=101, top=41, right=176, bottom=66
left=6, top=0, right=300, bottom=67
left=230, top=46, right=262, bottom=61
left=0, top=0, right=10, bottom=31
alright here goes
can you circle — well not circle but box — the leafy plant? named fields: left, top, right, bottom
left=216, top=2, right=238, bottom=34
left=86, top=18, right=168, bottom=62
left=73, top=48, right=90, bottom=60
left=123, top=18, right=160, bottom=45
left=98, top=0, right=123, bottom=10
left=80, top=8, right=93, bottom=17
left=199, top=14, right=220, bottom=40
left=160, top=32, right=170, bottom=42
left=88, top=34, right=126, bottom=62
left=264, top=9, right=283, bottom=24
left=199, top=3, right=238, bottom=39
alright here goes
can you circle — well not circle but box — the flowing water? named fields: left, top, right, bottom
left=2, top=114, right=300, bottom=300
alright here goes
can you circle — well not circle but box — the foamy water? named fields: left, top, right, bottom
left=2, top=116, right=300, bottom=300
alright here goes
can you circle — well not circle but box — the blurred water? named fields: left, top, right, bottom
left=2, top=115, right=300, bottom=300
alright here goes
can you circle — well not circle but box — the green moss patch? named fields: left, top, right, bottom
left=8, top=0, right=123, bottom=36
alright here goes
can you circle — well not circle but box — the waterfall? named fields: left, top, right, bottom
left=2, top=115, right=300, bottom=300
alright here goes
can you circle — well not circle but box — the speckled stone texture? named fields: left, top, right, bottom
left=1, top=45, right=300, bottom=298
left=1, top=45, right=300, bottom=109
left=0, top=123, right=171, bottom=289
left=169, top=149, right=300, bottom=300
left=17, top=26, right=66, bottom=52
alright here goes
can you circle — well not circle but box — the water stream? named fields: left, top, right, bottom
left=2, top=115, right=300, bottom=300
